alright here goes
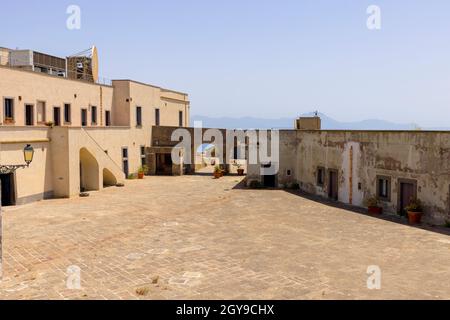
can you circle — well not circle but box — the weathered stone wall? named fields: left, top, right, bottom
left=152, top=125, right=450, bottom=224
left=273, top=130, right=450, bottom=224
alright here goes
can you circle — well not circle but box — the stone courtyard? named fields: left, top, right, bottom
left=0, top=175, right=449, bottom=300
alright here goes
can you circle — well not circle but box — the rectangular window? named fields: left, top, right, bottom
left=377, top=176, right=391, bottom=201
left=179, top=110, right=183, bottom=127
left=136, top=106, right=142, bottom=127
left=105, top=110, right=111, bottom=126
left=36, top=101, right=46, bottom=123
left=91, top=106, right=97, bottom=125
left=64, top=103, right=71, bottom=124
left=317, top=167, right=325, bottom=186
left=81, top=109, right=88, bottom=127
left=155, top=108, right=160, bottom=126
left=122, top=147, right=129, bottom=177
left=25, top=104, right=34, bottom=126
left=140, top=146, right=146, bottom=166
left=4, top=98, right=14, bottom=121
left=53, top=107, right=61, bottom=126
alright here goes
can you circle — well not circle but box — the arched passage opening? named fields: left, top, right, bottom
left=195, top=143, right=220, bottom=174
left=103, top=168, right=117, bottom=187
left=80, top=148, right=100, bottom=192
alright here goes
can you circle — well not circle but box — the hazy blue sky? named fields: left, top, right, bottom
left=1, top=0, right=450, bottom=126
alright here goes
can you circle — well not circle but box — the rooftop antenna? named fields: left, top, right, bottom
left=66, top=46, right=98, bottom=83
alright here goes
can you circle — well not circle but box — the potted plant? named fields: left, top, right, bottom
left=138, top=165, right=149, bottom=179
left=365, top=197, right=383, bottom=215
left=233, top=161, right=245, bottom=176
left=214, top=166, right=222, bottom=179
left=405, top=198, right=423, bottom=224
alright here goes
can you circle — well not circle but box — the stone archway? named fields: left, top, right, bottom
left=103, top=168, right=117, bottom=187
left=80, top=148, right=100, bottom=192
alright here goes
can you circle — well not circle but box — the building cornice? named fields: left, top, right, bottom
left=161, top=96, right=190, bottom=105
left=0, top=64, right=113, bottom=88
left=113, top=79, right=188, bottom=96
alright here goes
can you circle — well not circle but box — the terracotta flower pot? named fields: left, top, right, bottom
left=368, top=206, right=383, bottom=215
left=408, top=211, right=422, bottom=224
left=237, top=169, right=245, bottom=176
left=138, top=172, right=145, bottom=179
left=214, top=172, right=221, bottom=179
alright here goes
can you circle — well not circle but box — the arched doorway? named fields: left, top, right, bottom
left=195, top=144, right=220, bottom=174
left=103, top=168, right=117, bottom=187
left=80, top=148, right=100, bottom=192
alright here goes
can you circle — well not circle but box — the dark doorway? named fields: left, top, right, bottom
left=263, top=175, right=276, bottom=188
left=262, top=162, right=276, bottom=188
left=81, top=109, right=88, bottom=127
left=328, top=169, right=338, bottom=201
left=0, top=173, right=16, bottom=206
left=25, top=104, right=34, bottom=126
left=105, top=110, right=111, bottom=126
left=398, top=180, right=417, bottom=215
left=122, top=147, right=129, bottom=177
left=156, top=153, right=173, bottom=175
left=53, top=107, right=61, bottom=126
left=155, top=108, right=160, bottom=126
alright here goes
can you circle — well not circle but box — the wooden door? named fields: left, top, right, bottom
left=399, top=182, right=416, bottom=215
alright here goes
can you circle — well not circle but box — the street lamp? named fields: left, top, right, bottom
left=0, top=144, right=34, bottom=279
left=0, top=144, right=35, bottom=174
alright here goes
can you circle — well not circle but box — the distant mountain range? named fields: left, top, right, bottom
left=191, top=113, right=449, bottom=131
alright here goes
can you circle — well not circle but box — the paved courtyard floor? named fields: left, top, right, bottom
left=1, top=175, right=449, bottom=300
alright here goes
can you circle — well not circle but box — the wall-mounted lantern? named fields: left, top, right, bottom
left=0, top=144, right=34, bottom=279
left=0, top=144, right=35, bottom=174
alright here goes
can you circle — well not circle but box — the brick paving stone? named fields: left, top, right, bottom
left=0, top=175, right=449, bottom=299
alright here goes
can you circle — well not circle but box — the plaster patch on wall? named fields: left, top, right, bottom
left=341, top=142, right=363, bottom=206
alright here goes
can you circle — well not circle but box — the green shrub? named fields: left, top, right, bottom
left=405, top=198, right=423, bottom=212
left=138, top=165, right=149, bottom=174
left=364, top=197, right=379, bottom=208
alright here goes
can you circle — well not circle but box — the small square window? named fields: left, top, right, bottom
left=317, top=167, right=325, bottom=186
left=376, top=176, right=391, bottom=201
